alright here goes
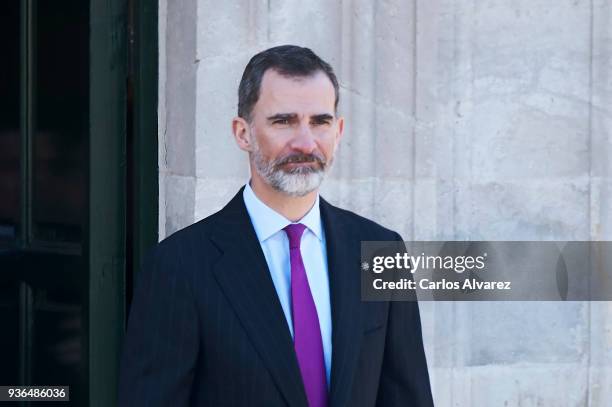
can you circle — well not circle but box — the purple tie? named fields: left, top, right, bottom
left=283, top=223, right=328, bottom=407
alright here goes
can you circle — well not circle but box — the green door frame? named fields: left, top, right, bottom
left=130, top=0, right=159, bottom=273
left=89, top=0, right=157, bottom=405
left=88, top=0, right=127, bottom=405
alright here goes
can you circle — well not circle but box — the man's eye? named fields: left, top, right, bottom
left=313, top=120, right=331, bottom=126
left=273, top=119, right=290, bottom=125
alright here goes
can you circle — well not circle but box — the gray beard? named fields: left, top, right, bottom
left=250, top=138, right=333, bottom=197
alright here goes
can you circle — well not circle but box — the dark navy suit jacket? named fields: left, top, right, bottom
left=118, top=187, right=434, bottom=406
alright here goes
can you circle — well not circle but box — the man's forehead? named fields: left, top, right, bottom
left=256, top=70, right=336, bottom=114
left=260, top=70, right=334, bottom=98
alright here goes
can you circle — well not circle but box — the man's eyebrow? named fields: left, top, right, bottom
left=311, top=113, right=334, bottom=121
left=266, top=113, right=297, bottom=121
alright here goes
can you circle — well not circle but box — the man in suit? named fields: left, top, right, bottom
left=118, top=45, right=433, bottom=407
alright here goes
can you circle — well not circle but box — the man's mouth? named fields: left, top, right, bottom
left=280, top=162, right=321, bottom=173
left=280, top=154, right=324, bottom=165
left=283, top=161, right=316, bottom=167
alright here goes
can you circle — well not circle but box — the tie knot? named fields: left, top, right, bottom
left=283, top=223, right=306, bottom=249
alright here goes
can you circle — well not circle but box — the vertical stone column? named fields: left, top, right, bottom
left=159, top=0, right=198, bottom=237
left=588, top=0, right=612, bottom=404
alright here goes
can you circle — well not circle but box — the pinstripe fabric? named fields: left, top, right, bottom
left=117, top=187, right=434, bottom=407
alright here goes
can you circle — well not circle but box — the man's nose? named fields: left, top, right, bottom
left=289, top=123, right=317, bottom=153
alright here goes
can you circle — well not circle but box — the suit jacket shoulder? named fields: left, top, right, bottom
left=320, top=197, right=403, bottom=242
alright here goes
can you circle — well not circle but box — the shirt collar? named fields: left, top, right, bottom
left=243, top=182, right=323, bottom=243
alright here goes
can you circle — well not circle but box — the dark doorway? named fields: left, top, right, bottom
left=0, top=1, right=157, bottom=405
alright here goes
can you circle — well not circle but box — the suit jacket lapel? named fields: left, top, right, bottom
left=321, top=199, right=364, bottom=407
left=210, top=188, right=308, bottom=407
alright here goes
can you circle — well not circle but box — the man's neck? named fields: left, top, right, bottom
left=249, top=177, right=318, bottom=222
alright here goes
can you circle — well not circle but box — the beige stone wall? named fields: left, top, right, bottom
left=159, top=1, right=612, bottom=405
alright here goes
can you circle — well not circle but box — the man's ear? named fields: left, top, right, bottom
left=232, top=116, right=253, bottom=152
left=335, top=116, right=345, bottom=148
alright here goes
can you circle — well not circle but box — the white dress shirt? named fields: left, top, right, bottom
left=242, top=182, right=332, bottom=386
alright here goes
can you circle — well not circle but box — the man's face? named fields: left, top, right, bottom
left=241, top=69, right=344, bottom=197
